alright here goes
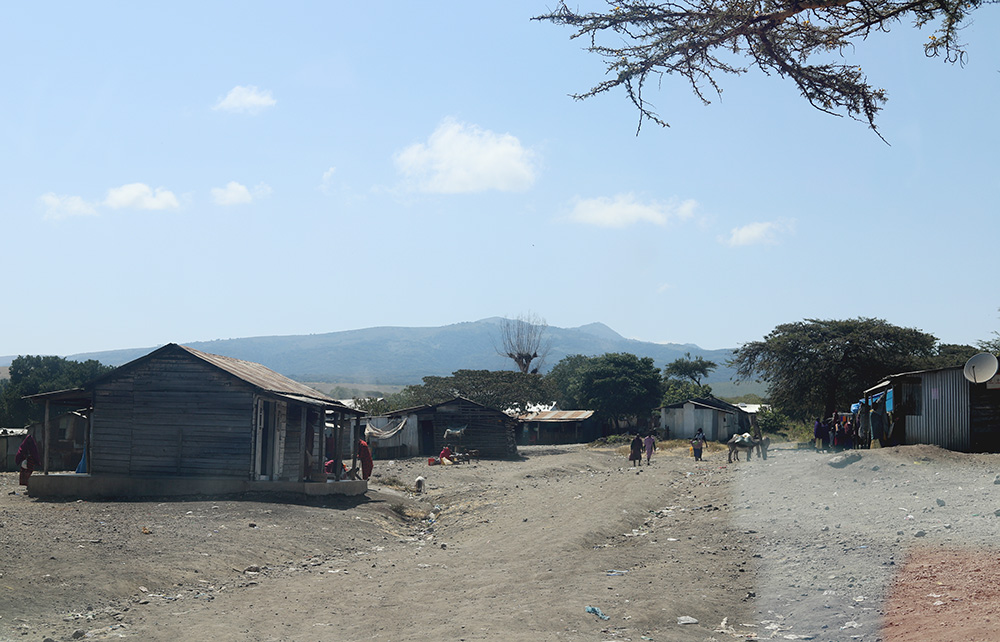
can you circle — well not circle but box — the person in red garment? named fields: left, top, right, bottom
left=15, top=434, right=41, bottom=486
left=358, top=439, right=374, bottom=480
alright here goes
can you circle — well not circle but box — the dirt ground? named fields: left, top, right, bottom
left=2, top=441, right=999, bottom=641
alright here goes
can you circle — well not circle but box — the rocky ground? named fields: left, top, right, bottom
left=1, top=441, right=999, bottom=641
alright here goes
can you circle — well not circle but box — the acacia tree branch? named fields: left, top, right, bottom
left=534, top=0, right=988, bottom=135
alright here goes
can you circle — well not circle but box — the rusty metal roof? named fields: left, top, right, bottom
left=27, top=344, right=359, bottom=413
left=177, top=345, right=357, bottom=411
left=521, top=410, right=595, bottom=422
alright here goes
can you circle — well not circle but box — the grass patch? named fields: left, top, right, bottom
left=589, top=434, right=635, bottom=448
left=388, top=502, right=428, bottom=521
left=373, top=474, right=410, bottom=491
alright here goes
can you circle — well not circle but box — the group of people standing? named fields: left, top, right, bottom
left=813, top=414, right=869, bottom=451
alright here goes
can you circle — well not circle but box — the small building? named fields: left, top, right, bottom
left=363, top=414, right=416, bottom=460
left=863, top=365, right=1000, bottom=452
left=517, top=410, right=598, bottom=445
left=25, top=343, right=365, bottom=497
left=659, top=397, right=752, bottom=442
left=0, top=428, right=28, bottom=471
left=381, top=397, right=518, bottom=459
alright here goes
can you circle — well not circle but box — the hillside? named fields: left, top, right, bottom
left=1, top=319, right=758, bottom=394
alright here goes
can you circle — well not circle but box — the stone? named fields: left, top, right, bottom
left=828, top=453, right=862, bottom=468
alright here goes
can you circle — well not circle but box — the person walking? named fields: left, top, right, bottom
left=691, top=428, right=706, bottom=461
left=643, top=433, right=656, bottom=465
left=629, top=434, right=643, bottom=466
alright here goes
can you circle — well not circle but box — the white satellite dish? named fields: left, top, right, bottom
left=963, top=352, right=999, bottom=384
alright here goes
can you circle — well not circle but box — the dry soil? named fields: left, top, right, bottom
left=2, top=441, right=999, bottom=641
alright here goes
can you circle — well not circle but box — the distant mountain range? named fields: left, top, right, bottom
left=1, top=318, right=758, bottom=395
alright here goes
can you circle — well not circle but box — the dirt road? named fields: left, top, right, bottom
left=2, top=442, right=998, bottom=641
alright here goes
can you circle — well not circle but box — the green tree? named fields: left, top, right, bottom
left=545, top=354, right=593, bottom=408
left=352, top=396, right=392, bottom=416
left=661, top=378, right=713, bottom=406
left=731, top=318, right=937, bottom=420
left=754, top=406, right=789, bottom=434
left=392, top=369, right=551, bottom=415
left=0, top=355, right=113, bottom=427
left=578, top=353, right=662, bottom=429
left=534, top=0, right=986, bottom=136
left=663, top=352, right=717, bottom=385
left=916, top=343, right=979, bottom=370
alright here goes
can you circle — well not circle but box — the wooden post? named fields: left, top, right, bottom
left=332, top=411, right=342, bottom=479
left=43, top=401, right=51, bottom=475
left=86, top=408, right=93, bottom=474
left=351, top=415, right=359, bottom=475
left=299, top=408, right=307, bottom=481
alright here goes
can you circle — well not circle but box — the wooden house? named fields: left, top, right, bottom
left=659, top=397, right=752, bottom=441
left=863, top=366, right=1000, bottom=452
left=25, top=343, right=364, bottom=496
left=383, top=397, right=518, bottom=459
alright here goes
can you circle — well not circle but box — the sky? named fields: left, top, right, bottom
left=2, top=2, right=998, bottom=358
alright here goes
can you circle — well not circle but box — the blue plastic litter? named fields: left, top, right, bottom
left=585, top=606, right=610, bottom=620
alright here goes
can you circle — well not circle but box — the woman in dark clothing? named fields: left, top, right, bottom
left=629, top=434, right=643, bottom=466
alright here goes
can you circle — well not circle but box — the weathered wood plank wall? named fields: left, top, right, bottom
left=430, top=400, right=517, bottom=458
left=91, top=352, right=254, bottom=477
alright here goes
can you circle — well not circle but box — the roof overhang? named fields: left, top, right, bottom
left=24, top=388, right=93, bottom=408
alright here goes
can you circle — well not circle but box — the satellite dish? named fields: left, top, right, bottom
left=963, top=352, right=999, bottom=384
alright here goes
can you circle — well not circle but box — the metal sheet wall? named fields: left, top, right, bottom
left=906, top=369, right=970, bottom=452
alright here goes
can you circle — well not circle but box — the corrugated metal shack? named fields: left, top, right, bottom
left=517, top=410, right=598, bottom=445
left=1, top=428, right=28, bottom=471
left=384, top=397, right=518, bottom=459
left=864, top=366, right=1000, bottom=452
left=659, top=397, right=752, bottom=441
left=26, top=343, right=363, bottom=483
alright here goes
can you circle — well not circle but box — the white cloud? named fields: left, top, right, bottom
left=39, top=193, right=98, bottom=220
left=567, top=194, right=698, bottom=228
left=394, top=118, right=537, bottom=193
left=211, top=181, right=252, bottom=205
left=724, top=219, right=795, bottom=246
left=320, top=166, right=337, bottom=192
left=104, top=183, right=180, bottom=210
left=212, top=181, right=272, bottom=205
left=212, top=85, right=276, bottom=114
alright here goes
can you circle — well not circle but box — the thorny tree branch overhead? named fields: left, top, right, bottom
left=534, top=0, right=991, bottom=138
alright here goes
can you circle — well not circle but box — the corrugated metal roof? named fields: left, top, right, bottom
left=177, top=345, right=356, bottom=411
left=522, top=410, right=595, bottom=422
left=865, top=365, right=962, bottom=394
left=24, top=344, right=361, bottom=413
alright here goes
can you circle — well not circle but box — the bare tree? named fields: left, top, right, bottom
left=496, top=313, right=551, bottom=374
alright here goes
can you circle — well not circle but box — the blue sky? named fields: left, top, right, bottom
left=2, top=2, right=998, bottom=357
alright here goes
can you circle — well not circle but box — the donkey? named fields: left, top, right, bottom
left=727, top=434, right=770, bottom=463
